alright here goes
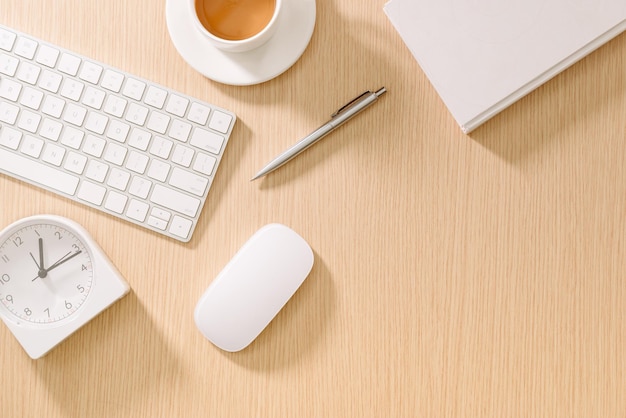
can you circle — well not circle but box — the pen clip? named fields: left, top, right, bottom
left=331, top=91, right=370, bottom=118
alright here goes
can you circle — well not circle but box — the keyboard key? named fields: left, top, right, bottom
left=101, top=69, right=124, bottom=92
left=128, top=127, right=151, bottom=150
left=147, top=159, right=170, bottom=182
left=38, top=69, right=62, bottom=93
left=171, top=144, right=194, bottom=167
left=169, top=119, right=192, bottom=142
left=60, top=79, right=84, bottom=101
left=122, top=78, right=145, bottom=101
left=17, top=110, right=41, bottom=133
left=149, top=136, right=173, bottom=159
left=126, top=199, right=149, bottom=222
left=64, top=151, right=87, bottom=174
left=63, top=103, right=87, bottom=126
left=103, top=95, right=127, bottom=117
left=208, top=110, right=233, bottom=134
left=82, top=86, right=106, bottom=109
left=146, top=111, right=170, bottom=134
left=150, top=184, right=200, bottom=218
left=104, top=191, right=128, bottom=214
left=129, top=176, right=152, bottom=198
left=190, top=128, right=224, bottom=155
left=39, top=118, right=63, bottom=141
left=77, top=180, right=106, bottom=205
left=14, top=37, right=37, bottom=59
left=144, top=86, right=167, bottom=108
left=106, top=119, right=130, bottom=143
left=41, top=143, right=65, bottom=166
left=147, top=216, right=168, bottom=230
left=0, top=52, right=18, bottom=76
left=0, top=28, right=16, bottom=51
left=84, top=134, right=106, bottom=157
left=104, top=142, right=127, bottom=166
left=79, top=61, right=103, bottom=84
left=169, top=167, right=208, bottom=197
left=60, top=126, right=84, bottom=149
left=16, top=61, right=40, bottom=85
left=0, top=100, right=20, bottom=124
left=85, top=112, right=109, bottom=135
left=193, top=152, right=217, bottom=176
left=0, top=147, right=78, bottom=195
left=41, top=95, right=65, bottom=118
left=126, top=151, right=149, bottom=174
left=187, top=102, right=210, bottom=125
left=58, top=52, right=81, bottom=76
left=19, top=87, right=43, bottom=110
left=125, top=102, right=149, bottom=125
left=35, top=44, right=60, bottom=68
left=165, top=94, right=188, bottom=117
left=20, top=135, right=43, bottom=158
left=0, top=77, right=22, bottom=101
left=85, top=160, right=109, bottom=182
left=107, top=167, right=131, bottom=191
left=0, top=125, right=22, bottom=149
left=169, top=216, right=193, bottom=239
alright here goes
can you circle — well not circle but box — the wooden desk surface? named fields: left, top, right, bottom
left=1, top=1, right=625, bottom=417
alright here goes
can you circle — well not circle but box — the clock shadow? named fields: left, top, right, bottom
left=30, top=291, right=181, bottom=417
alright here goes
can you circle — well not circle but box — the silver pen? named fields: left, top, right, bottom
left=251, top=87, right=387, bottom=181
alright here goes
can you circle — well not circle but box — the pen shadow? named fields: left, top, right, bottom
left=31, top=291, right=182, bottom=417
left=216, top=252, right=335, bottom=371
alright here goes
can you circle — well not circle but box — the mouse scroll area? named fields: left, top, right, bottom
left=194, top=223, right=314, bottom=352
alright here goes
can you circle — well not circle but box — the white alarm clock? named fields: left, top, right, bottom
left=0, top=215, right=130, bottom=359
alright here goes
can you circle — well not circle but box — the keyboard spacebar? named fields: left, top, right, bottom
left=0, top=148, right=79, bottom=195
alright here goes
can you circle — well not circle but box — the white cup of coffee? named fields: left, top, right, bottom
left=191, top=0, right=282, bottom=53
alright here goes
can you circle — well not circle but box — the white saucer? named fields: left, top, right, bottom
left=165, top=0, right=316, bottom=86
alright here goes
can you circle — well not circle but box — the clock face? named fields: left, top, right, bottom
left=0, top=221, right=94, bottom=326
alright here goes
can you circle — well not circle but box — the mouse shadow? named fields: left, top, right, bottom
left=216, top=252, right=335, bottom=371
left=30, top=291, right=181, bottom=417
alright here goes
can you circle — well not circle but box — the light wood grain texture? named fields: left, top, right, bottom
left=1, top=1, right=625, bottom=417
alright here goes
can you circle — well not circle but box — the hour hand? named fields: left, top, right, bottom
left=38, top=237, right=44, bottom=270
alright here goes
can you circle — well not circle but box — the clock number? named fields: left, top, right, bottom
left=12, top=237, right=23, bottom=247
left=65, top=301, right=73, bottom=310
left=77, top=284, right=85, bottom=293
left=5, top=295, right=13, bottom=304
left=1, top=273, right=9, bottom=285
left=1, top=254, right=8, bottom=263
left=55, top=231, right=63, bottom=240
left=72, top=244, right=80, bottom=252
left=44, top=308, right=50, bottom=318
left=24, top=308, right=32, bottom=316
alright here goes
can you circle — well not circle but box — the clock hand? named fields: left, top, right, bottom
left=32, top=250, right=82, bottom=281
left=45, top=250, right=82, bottom=272
left=38, top=238, right=45, bottom=270
left=29, top=239, right=46, bottom=277
left=29, top=252, right=41, bottom=269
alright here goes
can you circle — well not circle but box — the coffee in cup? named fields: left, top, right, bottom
left=191, top=0, right=282, bottom=52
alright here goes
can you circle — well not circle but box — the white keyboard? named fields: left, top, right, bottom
left=0, top=24, right=236, bottom=242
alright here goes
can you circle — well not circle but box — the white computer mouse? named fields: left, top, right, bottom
left=194, top=223, right=314, bottom=352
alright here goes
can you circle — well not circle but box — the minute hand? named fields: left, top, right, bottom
left=46, top=250, right=82, bottom=272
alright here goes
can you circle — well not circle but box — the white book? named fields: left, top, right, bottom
left=384, top=0, right=626, bottom=133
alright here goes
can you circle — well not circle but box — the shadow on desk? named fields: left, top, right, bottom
left=30, top=291, right=180, bottom=417
left=469, top=33, right=626, bottom=164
